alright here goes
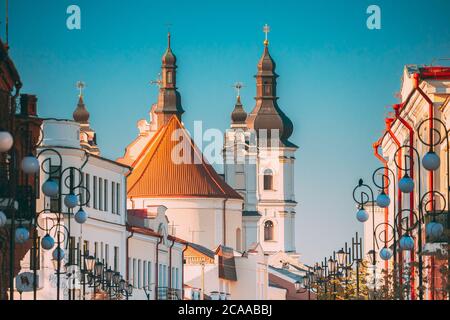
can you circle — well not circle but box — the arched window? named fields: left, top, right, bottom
left=236, top=228, right=241, bottom=252
left=264, top=220, right=274, bottom=241
left=167, top=71, right=173, bottom=84
left=263, top=169, right=273, bottom=190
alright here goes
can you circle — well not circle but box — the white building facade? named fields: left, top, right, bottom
left=15, top=116, right=130, bottom=300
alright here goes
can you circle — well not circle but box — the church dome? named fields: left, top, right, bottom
left=162, top=47, right=176, bottom=66
left=162, top=33, right=176, bottom=66
left=245, top=41, right=296, bottom=148
left=231, top=96, right=247, bottom=124
left=73, top=96, right=90, bottom=124
left=257, top=44, right=276, bottom=76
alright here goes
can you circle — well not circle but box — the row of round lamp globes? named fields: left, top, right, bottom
left=0, top=130, right=88, bottom=263
left=356, top=150, right=444, bottom=262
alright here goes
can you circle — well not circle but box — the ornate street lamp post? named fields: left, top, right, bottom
left=84, top=257, right=132, bottom=300
left=352, top=116, right=450, bottom=300
left=294, top=267, right=314, bottom=300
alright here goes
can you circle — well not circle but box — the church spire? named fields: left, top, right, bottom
left=73, top=81, right=100, bottom=155
left=231, top=82, right=247, bottom=127
left=245, top=25, right=295, bottom=148
left=153, top=32, right=184, bottom=128
left=73, top=81, right=90, bottom=124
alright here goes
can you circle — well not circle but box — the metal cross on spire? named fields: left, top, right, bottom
left=150, top=73, right=163, bottom=88
left=76, top=81, right=86, bottom=97
left=165, top=23, right=173, bottom=47
left=263, top=24, right=270, bottom=45
left=233, top=82, right=245, bottom=97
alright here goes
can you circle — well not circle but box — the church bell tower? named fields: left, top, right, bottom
left=224, top=25, right=298, bottom=255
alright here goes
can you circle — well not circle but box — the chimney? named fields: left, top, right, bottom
left=20, top=94, right=37, bottom=117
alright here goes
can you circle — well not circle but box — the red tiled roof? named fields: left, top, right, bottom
left=127, top=116, right=242, bottom=200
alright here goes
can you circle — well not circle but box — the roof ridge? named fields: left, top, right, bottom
left=172, top=116, right=230, bottom=197
left=127, top=118, right=173, bottom=194
left=130, top=120, right=169, bottom=168
left=127, top=115, right=242, bottom=199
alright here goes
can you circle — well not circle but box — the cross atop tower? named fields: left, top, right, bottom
left=233, top=82, right=245, bottom=97
left=263, top=24, right=270, bottom=46
left=165, top=23, right=173, bottom=47
left=76, top=81, right=86, bottom=97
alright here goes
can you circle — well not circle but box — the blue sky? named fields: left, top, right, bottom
left=7, top=0, right=450, bottom=264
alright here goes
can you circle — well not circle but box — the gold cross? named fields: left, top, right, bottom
left=263, top=24, right=270, bottom=44
left=76, top=81, right=86, bottom=97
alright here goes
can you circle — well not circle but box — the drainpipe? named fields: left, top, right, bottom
left=223, top=198, right=229, bottom=246
left=393, top=103, right=417, bottom=300
left=372, top=140, right=389, bottom=273
left=126, top=228, right=134, bottom=283
left=385, top=117, right=405, bottom=292
left=168, top=238, right=176, bottom=291
left=182, top=243, right=188, bottom=300
left=155, top=235, right=162, bottom=300
left=413, top=73, right=436, bottom=300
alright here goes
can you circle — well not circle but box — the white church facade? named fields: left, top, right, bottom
left=118, top=29, right=306, bottom=299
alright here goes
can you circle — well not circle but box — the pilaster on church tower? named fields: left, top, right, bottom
left=153, top=32, right=184, bottom=129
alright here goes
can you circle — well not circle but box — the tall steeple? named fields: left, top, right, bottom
left=73, top=81, right=100, bottom=155
left=245, top=25, right=295, bottom=148
left=153, top=32, right=184, bottom=128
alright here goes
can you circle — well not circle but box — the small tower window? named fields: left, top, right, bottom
left=264, top=81, right=271, bottom=95
left=167, top=71, right=173, bottom=84
left=264, top=221, right=274, bottom=241
left=263, top=169, right=273, bottom=190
